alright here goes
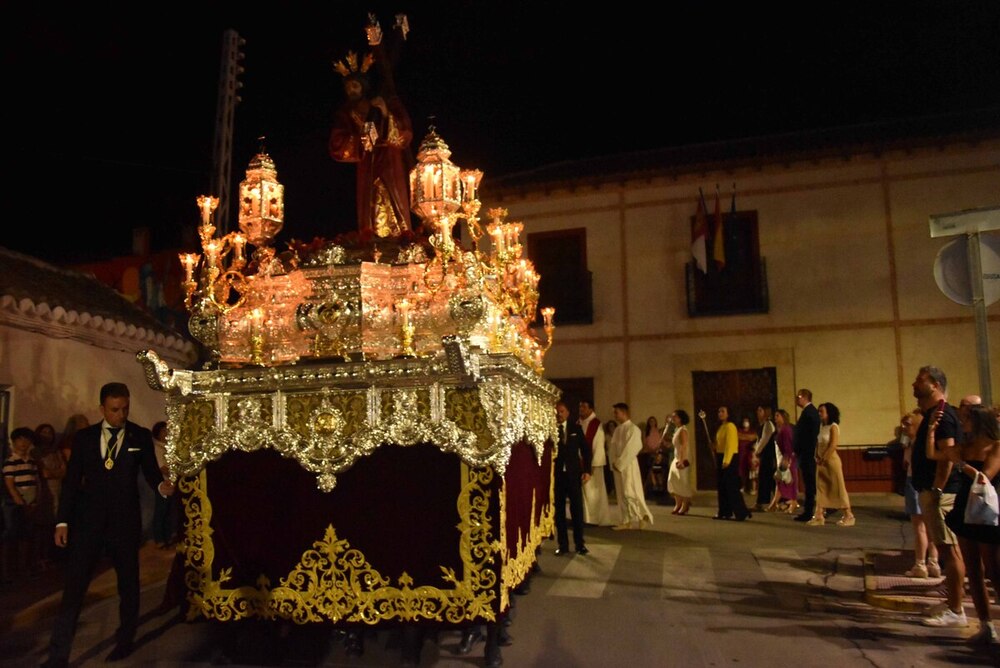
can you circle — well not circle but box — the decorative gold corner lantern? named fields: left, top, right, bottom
left=410, top=128, right=463, bottom=257
left=239, top=145, right=285, bottom=248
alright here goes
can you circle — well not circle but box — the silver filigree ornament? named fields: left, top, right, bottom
left=447, top=291, right=486, bottom=337
left=202, top=396, right=274, bottom=456
left=316, top=245, right=347, bottom=266
left=396, top=244, right=428, bottom=264
left=349, top=389, right=477, bottom=459
left=145, top=347, right=560, bottom=493
left=296, top=396, right=348, bottom=491
left=187, top=298, right=222, bottom=350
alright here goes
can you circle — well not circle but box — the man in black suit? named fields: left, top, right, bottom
left=553, top=400, right=592, bottom=555
left=792, top=388, right=821, bottom=522
left=42, top=382, right=174, bottom=667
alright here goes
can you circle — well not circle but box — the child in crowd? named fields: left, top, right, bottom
left=3, top=427, right=42, bottom=584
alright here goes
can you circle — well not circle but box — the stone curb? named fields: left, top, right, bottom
left=863, top=550, right=944, bottom=614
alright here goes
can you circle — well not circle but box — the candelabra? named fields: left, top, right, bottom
left=407, top=127, right=555, bottom=372
left=178, top=150, right=310, bottom=367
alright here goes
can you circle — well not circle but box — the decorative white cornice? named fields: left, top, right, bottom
left=0, top=294, right=197, bottom=367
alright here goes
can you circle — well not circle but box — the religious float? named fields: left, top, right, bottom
left=138, top=13, right=559, bottom=666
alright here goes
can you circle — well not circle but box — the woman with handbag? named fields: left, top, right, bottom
left=927, top=403, right=1000, bottom=645
left=767, top=409, right=799, bottom=513
left=666, top=410, right=693, bottom=515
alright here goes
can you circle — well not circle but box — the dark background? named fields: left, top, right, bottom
left=5, top=2, right=999, bottom=264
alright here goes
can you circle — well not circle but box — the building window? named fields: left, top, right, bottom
left=527, top=228, right=593, bottom=325
left=548, top=377, right=595, bottom=410
left=686, top=210, right=768, bottom=316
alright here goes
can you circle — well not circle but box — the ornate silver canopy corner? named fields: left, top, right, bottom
left=137, top=349, right=194, bottom=396
left=478, top=378, right=557, bottom=468
left=442, top=335, right=480, bottom=385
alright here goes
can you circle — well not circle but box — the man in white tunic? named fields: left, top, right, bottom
left=579, top=400, right=611, bottom=526
left=609, top=402, right=653, bottom=530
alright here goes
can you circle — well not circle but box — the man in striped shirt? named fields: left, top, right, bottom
left=3, top=427, right=41, bottom=581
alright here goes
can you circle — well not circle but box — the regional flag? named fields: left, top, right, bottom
left=691, top=190, right=708, bottom=273
left=712, top=189, right=726, bottom=270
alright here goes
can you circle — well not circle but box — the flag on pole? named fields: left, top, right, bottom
left=712, top=188, right=726, bottom=270
left=728, top=185, right=737, bottom=227
left=691, top=190, right=708, bottom=273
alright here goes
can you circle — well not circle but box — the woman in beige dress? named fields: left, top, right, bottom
left=809, top=402, right=856, bottom=526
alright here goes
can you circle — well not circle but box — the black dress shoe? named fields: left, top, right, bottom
left=576, top=546, right=589, bottom=555
left=498, top=627, right=513, bottom=646
left=456, top=628, right=482, bottom=655
left=735, top=512, right=752, bottom=521
left=485, top=649, right=503, bottom=668
left=793, top=514, right=811, bottom=522
left=712, top=514, right=731, bottom=520
left=106, top=641, right=134, bottom=662
left=554, top=547, right=570, bottom=556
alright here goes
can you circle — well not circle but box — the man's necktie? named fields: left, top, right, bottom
left=558, top=423, right=566, bottom=471
left=105, top=427, right=122, bottom=470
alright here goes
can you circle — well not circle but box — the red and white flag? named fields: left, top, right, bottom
left=691, top=191, right=708, bottom=273
left=712, top=188, right=726, bottom=271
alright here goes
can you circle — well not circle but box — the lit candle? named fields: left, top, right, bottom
left=541, top=307, right=555, bottom=329
left=506, top=222, right=523, bottom=253
left=203, top=240, right=221, bottom=268
left=196, top=195, right=219, bottom=226
left=461, top=169, right=483, bottom=202
left=179, top=253, right=200, bottom=283
left=248, top=186, right=261, bottom=216
left=251, top=307, right=264, bottom=330
left=232, top=233, right=246, bottom=262
left=489, top=225, right=504, bottom=256
left=422, top=165, right=435, bottom=200
left=396, top=298, right=411, bottom=320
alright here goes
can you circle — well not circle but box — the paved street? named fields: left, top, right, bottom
left=2, top=493, right=998, bottom=667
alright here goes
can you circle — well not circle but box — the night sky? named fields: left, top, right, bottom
left=5, top=2, right=1000, bottom=265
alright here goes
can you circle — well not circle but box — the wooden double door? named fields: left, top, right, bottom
left=691, top=368, right=777, bottom=490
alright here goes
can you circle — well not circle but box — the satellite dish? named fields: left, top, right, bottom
left=933, top=234, right=1000, bottom=306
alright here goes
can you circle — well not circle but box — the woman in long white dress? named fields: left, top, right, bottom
left=666, top=410, right=694, bottom=515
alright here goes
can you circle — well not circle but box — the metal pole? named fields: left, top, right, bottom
left=966, top=231, right=993, bottom=404
left=211, top=30, right=244, bottom=235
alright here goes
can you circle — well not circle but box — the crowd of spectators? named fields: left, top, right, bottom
left=1, top=414, right=178, bottom=591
